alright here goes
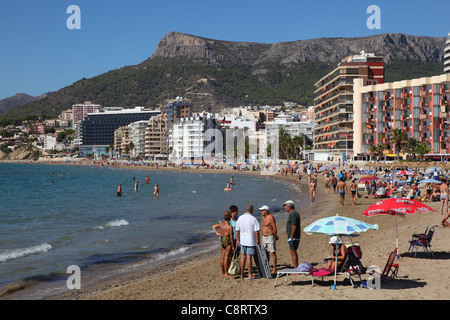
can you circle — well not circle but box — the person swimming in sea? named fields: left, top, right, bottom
left=117, top=183, right=123, bottom=197
left=153, top=184, right=159, bottom=198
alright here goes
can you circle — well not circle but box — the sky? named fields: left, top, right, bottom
left=0, top=0, right=449, bottom=100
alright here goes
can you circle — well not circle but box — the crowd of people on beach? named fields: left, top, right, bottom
left=288, top=162, right=450, bottom=227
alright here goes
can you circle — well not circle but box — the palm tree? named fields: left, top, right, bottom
left=403, top=137, right=420, bottom=160
left=369, top=143, right=385, bottom=161
left=389, top=129, right=407, bottom=160
left=279, top=128, right=294, bottom=160
left=416, top=143, right=431, bottom=161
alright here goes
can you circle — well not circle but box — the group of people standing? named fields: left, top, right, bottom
left=212, top=200, right=301, bottom=279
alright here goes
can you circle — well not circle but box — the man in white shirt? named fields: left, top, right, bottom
left=236, top=204, right=261, bottom=279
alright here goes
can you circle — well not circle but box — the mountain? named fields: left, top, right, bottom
left=1, top=32, right=447, bottom=119
left=0, top=93, right=40, bottom=116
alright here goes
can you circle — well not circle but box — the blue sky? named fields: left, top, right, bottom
left=0, top=0, right=449, bottom=100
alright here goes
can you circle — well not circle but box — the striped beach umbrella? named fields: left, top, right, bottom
left=303, top=214, right=378, bottom=289
left=304, top=214, right=379, bottom=236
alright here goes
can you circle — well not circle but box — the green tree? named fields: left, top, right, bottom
left=389, top=129, right=407, bottom=160
left=416, top=143, right=431, bottom=161
left=369, top=143, right=385, bottom=160
left=403, top=137, right=420, bottom=160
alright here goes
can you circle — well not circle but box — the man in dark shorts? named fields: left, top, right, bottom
left=117, top=183, right=123, bottom=197
left=284, top=200, right=300, bottom=269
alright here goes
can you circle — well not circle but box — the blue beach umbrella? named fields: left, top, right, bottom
left=418, top=179, right=442, bottom=184
left=304, top=214, right=379, bottom=236
left=425, top=167, right=441, bottom=174
left=304, top=214, right=378, bottom=289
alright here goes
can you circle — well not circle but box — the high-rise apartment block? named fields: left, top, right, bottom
left=72, top=101, right=101, bottom=127
left=353, top=73, right=450, bottom=157
left=445, top=32, right=450, bottom=74
left=313, top=51, right=384, bottom=161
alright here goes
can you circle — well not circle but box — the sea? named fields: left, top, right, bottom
left=0, top=162, right=306, bottom=299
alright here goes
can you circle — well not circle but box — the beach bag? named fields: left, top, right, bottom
left=228, top=250, right=241, bottom=276
left=296, top=262, right=313, bottom=272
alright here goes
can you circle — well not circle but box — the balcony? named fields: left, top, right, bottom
left=401, top=93, right=410, bottom=99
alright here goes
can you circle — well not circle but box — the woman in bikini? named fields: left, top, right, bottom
left=440, top=179, right=450, bottom=226
left=212, top=211, right=235, bottom=276
left=349, top=178, right=358, bottom=206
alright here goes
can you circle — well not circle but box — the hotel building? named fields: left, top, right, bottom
left=80, top=107, right=160, bottom=156
left=353, top=73, right=450, bottom=158
left=313, top=52, right=384, bottom=161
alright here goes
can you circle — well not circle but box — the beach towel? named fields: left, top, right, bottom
left=310, top=268, right=335, bottom=277
left=296, top=262, right=313, bottom=272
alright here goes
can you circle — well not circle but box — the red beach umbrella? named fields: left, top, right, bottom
left=358, top=175, right=379, bottom=183
left=362, top=198, right=434, bottom=253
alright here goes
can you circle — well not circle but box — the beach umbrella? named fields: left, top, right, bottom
left=362, top=198, right=434, bottom=254
left=318, top=165, right=329, bottom=172
left=358, top=175, right=379, bottom=183
left=425, top=167, right=441, bottom=174
left=418, top=178, right=442, bottom=184
left=304, top=214, right=378, bottom=289
left=396, top=170, right=414, bottom=176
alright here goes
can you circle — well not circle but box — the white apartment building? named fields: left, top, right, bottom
left=129, top=120, right=149, bottom=157
left=265, top=118, right=315, bottom=141
left=169, top=113, right=219, bottom=163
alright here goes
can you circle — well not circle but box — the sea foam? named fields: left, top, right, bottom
left=0, top=243, right=53, bottom=262
left=94, top=219, right=129, bottom=230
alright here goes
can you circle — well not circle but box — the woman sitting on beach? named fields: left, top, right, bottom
left=325, top=236, right=347, bottom=270
left=212, top=211, right=235, bottom=277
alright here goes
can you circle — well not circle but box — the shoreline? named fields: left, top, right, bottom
left=55, top=162, right=450, bottom=300
left=52, top=169, right=310, bottom=300
left=2, top=160, right=450, bottom=300
left=0, top=160, right=306, bottom=300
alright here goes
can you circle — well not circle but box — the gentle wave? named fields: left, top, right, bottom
left=94, top=219, right=129, bottom=230
left=0, top=243, right=53, bottom=262
left=154, top=246, right=191, bottom=260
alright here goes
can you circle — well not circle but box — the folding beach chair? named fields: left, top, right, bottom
left=274, top=245, right=363, bottom=288
left=407, top=225, right=438, bottom=257
left=380, top=248, right=399, bottom=282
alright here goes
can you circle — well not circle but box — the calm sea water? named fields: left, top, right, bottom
left=0, top=163, right=304, bottom=299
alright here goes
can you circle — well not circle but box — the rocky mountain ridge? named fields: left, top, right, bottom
left=1, top=31, right=447, bottom=119
left=151, top=31, right=446, bottom=65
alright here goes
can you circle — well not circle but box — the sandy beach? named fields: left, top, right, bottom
left=47, top=161, right=450, bottom=301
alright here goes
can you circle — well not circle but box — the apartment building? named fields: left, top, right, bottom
left=129, top=120, right=149, bottom=157
left=169, top=113, right=219, bottom=162
left=353, top=73, right=450, bottom=158
left=72, top=102, right=101, bottom=127
left=145, top=114, right=168, bottom=157
left=114, top=126, right=131, bottom=156
left=313, top=51, right=384, bottom=161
